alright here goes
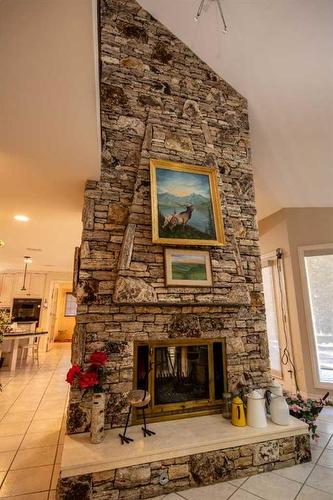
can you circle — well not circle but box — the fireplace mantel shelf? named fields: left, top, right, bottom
left=60, top=414, right=308, bottom=479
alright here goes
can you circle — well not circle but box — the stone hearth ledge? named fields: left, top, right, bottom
left=60, top=414, right=309, bottom=478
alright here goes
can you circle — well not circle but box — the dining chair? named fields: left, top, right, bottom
left=19, top=336, right=41, bottom=365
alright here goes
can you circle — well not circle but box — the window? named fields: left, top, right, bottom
left=300, top=246, right=333, bottom=386
left=262, top=261, right=283, bottom=378
left=64, top=293, right=77, bottom=317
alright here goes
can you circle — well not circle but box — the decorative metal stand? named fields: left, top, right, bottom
left=119, top=389, right=156, bottom=445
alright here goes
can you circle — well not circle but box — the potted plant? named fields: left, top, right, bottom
left=66, top=351, right=108, bottom=443
left=0, top=310, right=11, bottom=375
left=287, top=392, right=329, bottom=440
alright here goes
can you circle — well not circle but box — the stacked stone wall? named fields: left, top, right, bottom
left=67, top=0, right=271, bottom=433
left=58, top=434, right=311, bottom=499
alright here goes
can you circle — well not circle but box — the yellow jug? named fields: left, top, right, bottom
left=231, top=396, right=246, bottom=426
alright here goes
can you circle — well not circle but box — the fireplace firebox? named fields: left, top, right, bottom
left=134, top=339, right=227, bottom=423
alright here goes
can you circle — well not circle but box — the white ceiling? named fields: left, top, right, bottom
left=1, top=0, right=332, bottom=271
left=0, top=0, right=100, bottom=272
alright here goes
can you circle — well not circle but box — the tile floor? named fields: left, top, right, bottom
left=1, top=343, right=333, bottom=499
left=0, top=343, right=70, bottom=499
left=161, top=405, right=333, bottom=500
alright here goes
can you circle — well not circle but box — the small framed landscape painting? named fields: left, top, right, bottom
left=150, top=159, right=225, bottom=246
left=165, top=248, right=213, bottom=287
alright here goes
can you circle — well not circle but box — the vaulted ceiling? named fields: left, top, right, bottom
left=1, top=0, right=332, bottom=271
left=139, top=0, right=333, bottom=218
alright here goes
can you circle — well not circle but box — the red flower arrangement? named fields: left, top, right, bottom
left=90, top=351, right=108, bottom=366
left=66, top=351, right=108, bottom=393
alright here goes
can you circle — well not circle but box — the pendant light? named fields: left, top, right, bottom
left=21, top=256, right=32, bottom=291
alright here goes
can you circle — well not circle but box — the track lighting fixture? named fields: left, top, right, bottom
left=194, top=0, right=228, bottom=33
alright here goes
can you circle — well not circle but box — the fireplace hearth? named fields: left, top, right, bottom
left=134, top=339, right=227, bottom=422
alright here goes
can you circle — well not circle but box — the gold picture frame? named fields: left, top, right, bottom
left=164, top=248, right=213, bottom=287
left=150, top=159, right=225, bottom=246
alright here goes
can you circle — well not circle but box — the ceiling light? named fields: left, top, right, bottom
left=24, top=256, right=32, bottom=264
left=26, top=247, right=42, bottom=252
left=194, top=0, right=228, bottom=33
left=14, top=215, right=30, bottom=222
left=0, top=240, right=5, bottom=248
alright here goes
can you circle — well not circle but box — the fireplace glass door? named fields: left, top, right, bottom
left=135, top=339, right=226, bottom=422
left=154, top=344, right=209, bottom=405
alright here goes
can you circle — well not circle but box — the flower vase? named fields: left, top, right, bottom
left=90, top=392, right=105, bottom=444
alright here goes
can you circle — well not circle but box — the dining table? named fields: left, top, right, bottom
left=3, top=331, right=48, bottom=371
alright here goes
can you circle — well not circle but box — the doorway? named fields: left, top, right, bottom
left=47, top=281, right=76, bottom=350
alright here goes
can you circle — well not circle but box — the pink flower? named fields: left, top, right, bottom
left=289, top=404, right=302, bottom=412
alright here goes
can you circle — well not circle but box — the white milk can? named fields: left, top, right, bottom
left=270, top=394, right=290, bottom=426
left=247, top=389, right=267, bottom=428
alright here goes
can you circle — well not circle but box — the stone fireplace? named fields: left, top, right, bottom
left=58, top=1, right=311, bottom=498
left=134, top=338, right=226, bottom=422
left=67, top=0, right=272, bottom=435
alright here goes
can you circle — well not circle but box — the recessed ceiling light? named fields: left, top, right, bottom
left=14, top=215, right=30, bottom=222
left=26, top=247, right=42, bottom=252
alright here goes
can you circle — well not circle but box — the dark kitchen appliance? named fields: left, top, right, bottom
left=11, top=298, right=42, bottom=324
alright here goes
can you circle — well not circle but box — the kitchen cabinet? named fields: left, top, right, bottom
left=0, top=274, right=14, bottom=306
left=13, top=273, right=46, bottom=298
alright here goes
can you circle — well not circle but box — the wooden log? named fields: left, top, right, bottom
left=90, top=392, right=105, bottom=444
left=118, top=223, right=136, bottom=270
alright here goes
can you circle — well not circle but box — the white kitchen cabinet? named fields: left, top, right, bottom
left=0, top=274, right=14, bottom=306
left=13, top=273, right=46, bottom=298
left=28, top=273, right=46, bottom=297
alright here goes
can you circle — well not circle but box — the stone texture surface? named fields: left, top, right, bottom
left=57, top=434, right=311, bottom=499
left=66, top=0, right=271, bottom=432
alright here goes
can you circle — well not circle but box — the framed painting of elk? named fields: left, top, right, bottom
left=150, top=159, right=225, bottom=246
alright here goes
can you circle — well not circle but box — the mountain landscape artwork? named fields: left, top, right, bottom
left=165, top=248, right=213, bottom=287
left=150, top=160, right=225, bottom=246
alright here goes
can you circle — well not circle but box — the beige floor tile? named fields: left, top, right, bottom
left=50, top=464, right=61, bottom=490
left=0, top=472, right=5, bottom=488
left=306, top=464, right=333, bottom=494
left=318, top=448, right=333, bottom=469
left=55, top=445, right=63, bottom=464
left=228, top=477, right=248, bottom=487
left=316, top=420, right=333, bottom=435
left=0, top=492, right=49, bottom=500
left=0, top=451, right=16, bottom=472
left=48, top=491, right=56, bottom=500
left=0, top=436, right=23, bottom=453
left=243, top=471, right=301, bottom=500
left=163, top=495, right=185, bottom=499
left=230, top=490, right=262, bottom=499
left=319, top=407, right=333, bottom=419
left=27, top=419, right=62, bottom=435
left=0, top=465, right=53, bottom=497
left=180, top=482, right=236, bottom=500
left=34, top=409, right=64, bottom=420
left=311, top=445, right=324, bottom=463
left=326, top=436, right=333, bottom=450
left=9, top=404, right=39, bottom=413
left=296, top=485, right=333, bottom=499
left=312, top=432, right=332, bottom=449
left=1, top=411, right=35, bottom=424
left=0, top=421, right=30, bottom=437
left=11, top=446, right=57, bottom=470
left=20, top=432, right=59, bottom=450
left=273, top=462, right=314, bottom=483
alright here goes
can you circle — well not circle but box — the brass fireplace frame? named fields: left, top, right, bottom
left=133, top=338, right=227, bottom=424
